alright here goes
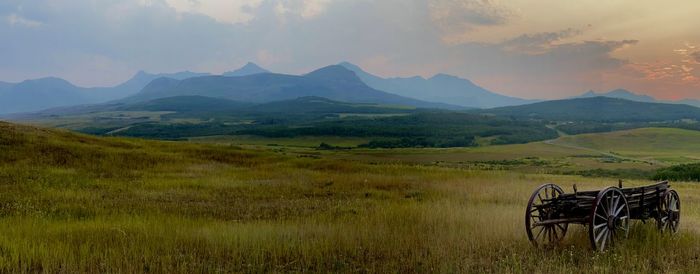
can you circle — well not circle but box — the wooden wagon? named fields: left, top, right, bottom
left=525, top=181, right=680, bottom=251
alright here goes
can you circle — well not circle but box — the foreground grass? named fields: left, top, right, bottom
left=0, top=122, right=699, bottom=273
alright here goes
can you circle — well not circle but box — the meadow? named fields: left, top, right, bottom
left=0, top=121, right=699, bottom=273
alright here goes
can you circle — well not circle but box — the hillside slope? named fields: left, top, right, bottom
left=550, top=127, right=700, bottom=165
left=574, top=88, right=700, bottom=107
left=481, top=97, right=700, bottom=122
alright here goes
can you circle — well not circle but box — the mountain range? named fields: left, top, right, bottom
left=0, top=71, right=210, bottom=114
left=0, top=63, right=269, bottom=114
left=120, top=65, right=459, bottom=109
left=4, top=61, right=700, bottom=116
left=339, top=62, right=537, bottom=108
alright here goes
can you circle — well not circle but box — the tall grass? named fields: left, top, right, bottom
left=0, top=122, right=698, bottom=272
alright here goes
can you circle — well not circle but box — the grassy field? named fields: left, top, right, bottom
left=305, top=127, right=700, bottom=175
left=15, top=111, right=176, bottom=129
left=551, top=127, right=700, bottom=164
left=190, top=135, right=371, bottom=148
left=1, top=121, right=699, bottom=272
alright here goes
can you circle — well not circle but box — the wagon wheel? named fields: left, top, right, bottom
left=525, top=183, right=568, bottom=247
left=657, top=190, right=681, bottom=234
left=588, top=187, right=629, bottom=251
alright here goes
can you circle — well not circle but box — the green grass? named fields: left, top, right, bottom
left=551, top=127, right=700, bottom=164
left=1, top=121, right=700, bottom=272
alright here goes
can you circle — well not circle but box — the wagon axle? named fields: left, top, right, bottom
left=525, top=181, right=679, bottom=251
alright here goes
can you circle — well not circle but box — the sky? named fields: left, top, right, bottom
left=1, top=0, right=699, bottom=100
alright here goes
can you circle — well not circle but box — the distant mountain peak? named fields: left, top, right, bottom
left=576, top=88, right=656, bottom=103
left=607, top=88, right=633, bottom=94
left=223, top=62, right=270, bottom=77
left=337, top=61, right=364, bottom=72
left=428, top=73, right=472, bottom=84
left=305, top=65, right=360, bottom=81
left=582, top=90, right=596, bottom=96
left=338, top=61, right=357, bottom=67
left=240, top=62, right=265, bottom=71
left=430, top=73, right=454, bottom=79
left=18, top=77, right=76, bottom=89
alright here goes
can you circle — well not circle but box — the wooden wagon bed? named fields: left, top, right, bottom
left=525, top=181, right=680, bottom=251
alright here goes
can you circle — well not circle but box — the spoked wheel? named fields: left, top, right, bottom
left=657, top=190, right=681, bottom=234
left=526, top=183, right=568, bottom=247
left=589, top=187, right=629, bottom=251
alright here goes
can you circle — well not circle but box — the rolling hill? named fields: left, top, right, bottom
left=481, top=97, right=700, bottom=122
left=122, top=65, right=459, bottom=109
left=574, top=88, right=700, bottom=107
left=339, top=62, right=536, bottom=108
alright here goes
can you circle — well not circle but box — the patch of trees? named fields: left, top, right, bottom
left=359, top=136, right=476, bottom=148
left=242, top=112, right=558, bottom=148
left=653, top=163, right=700, bottom=182
left=104, top=112, right=558, bottom=148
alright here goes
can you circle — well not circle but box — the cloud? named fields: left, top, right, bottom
left=601, top=43, right=700, bottom=99
left=439, top=38, right=639, bottom=98
left=273, top=0, right=332, bottom=20
left=5, top=13, right=43, bottom=27
left=500, top=28, right=582, bottom=54
left=0, top=0, right=255, bottom=85
left=163, top=0, right=263, bottom=24
left=692, top=51, right=700, bottom=63
left=300, top=0, right=332, bottom=19
left=646, top=44, right=700, bottom=84
left=429, top=0, right=516, bottom=44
